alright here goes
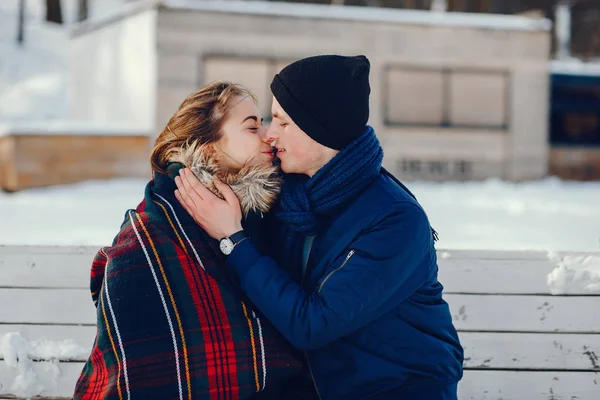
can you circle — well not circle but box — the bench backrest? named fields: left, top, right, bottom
left=1, top=246, right=599, bottom=399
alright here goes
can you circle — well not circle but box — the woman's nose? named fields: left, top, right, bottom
left=264, top=124, right=279, bottom=142
left=257, top=125, right=268, bottom=140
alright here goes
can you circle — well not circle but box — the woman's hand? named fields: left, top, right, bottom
left=174, top=168, right=243, bottom=240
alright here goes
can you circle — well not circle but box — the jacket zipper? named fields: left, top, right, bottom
left=302, top=236, right=322, bottom=400
left=305, top=249, right=355, bottom=399
left=318, top=250, right=355, bottom=293
left=305, top=351, right=322, bottom=400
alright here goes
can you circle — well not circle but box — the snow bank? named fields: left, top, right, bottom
left=409, top=177, right=600, bottom=252
left=2, top=177, right=599, bottom=252
left=0, top=332, right=88, bottom=397
left=547, top=252, right=600, bottom=295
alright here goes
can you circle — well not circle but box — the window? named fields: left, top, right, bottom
left=385, top=66, right=509, bottom=129
left=204, top=57, right=272, bottom=117
left=550, top=74, right=600, bottom=146
left=203, top=57, right=296, bottom=119
left=449, top=71, right=507, bottom=128
left=386, top=68, right=445, bottom=125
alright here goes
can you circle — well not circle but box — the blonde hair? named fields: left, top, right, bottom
left=150, top=81, right=256, bottom=175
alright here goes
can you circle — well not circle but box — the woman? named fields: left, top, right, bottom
left=73, top=82, right=303, bottom=400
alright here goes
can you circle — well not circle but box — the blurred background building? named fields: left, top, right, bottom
left=1, top=0, right=600, bottom=191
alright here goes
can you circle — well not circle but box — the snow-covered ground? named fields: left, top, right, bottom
left=1, top=177, right=599, bottom=252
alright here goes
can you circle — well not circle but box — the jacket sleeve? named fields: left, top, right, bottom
left=226, top=202, right=432, bottom=350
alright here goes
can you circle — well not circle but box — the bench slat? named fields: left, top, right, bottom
left=2, top=327, right=598, bottom=372
left=438, top=250, right=597, bottom=260
left=447, top=294, right=600, bottom=332
left=3, top=246, right=598, bottom=294
left=1, top=364, right=598, bottom=399
left=438, top=253, right=600, bottom=295
left=460, top=332, right=600, bottom=370
left=0, top=246, right=98, bottom=256
left=439, top=258, right=556, bottom=295
left=459, top=370, right=600, bottom=400
left=0, top=289, right=95, bottom=325
left=3, top=291, right=600, bottom=332
left=0, top=246, right=96, bottom=289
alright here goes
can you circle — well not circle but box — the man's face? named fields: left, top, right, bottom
left=266, top=96, right=337, bottom=177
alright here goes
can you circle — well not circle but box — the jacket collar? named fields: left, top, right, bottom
left=165, top=144, right=282, bottom=218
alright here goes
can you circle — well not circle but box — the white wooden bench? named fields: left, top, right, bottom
left=1, top=245, right=599, bottom=399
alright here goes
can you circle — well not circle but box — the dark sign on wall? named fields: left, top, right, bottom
left=397, top=159, right=473, bottom=180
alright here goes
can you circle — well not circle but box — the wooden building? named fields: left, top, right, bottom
left=1, top=0, right=554, bottom=190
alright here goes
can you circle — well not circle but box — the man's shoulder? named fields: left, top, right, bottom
left=356, top=171, right=422, bottom=212
left=327, top=173, right=429, bottom=239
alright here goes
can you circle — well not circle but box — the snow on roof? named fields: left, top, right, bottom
left=71, top=0, right=551, bottom=37
left=550, top=59, right=600, bottom=77
left=164, top=0, right=551, bottom=31
left=0, top=121, right=150, bottom=138
left=70, top=0, right=159, bottom=37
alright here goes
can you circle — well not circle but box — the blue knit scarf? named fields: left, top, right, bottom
left=274, top=125, right=384, bottom=235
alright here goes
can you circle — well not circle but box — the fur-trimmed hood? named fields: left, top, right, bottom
left=168, top=144, right=281, bottom=217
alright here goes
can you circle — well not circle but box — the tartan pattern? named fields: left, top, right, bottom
left=74, top=174, right=303, bottom=400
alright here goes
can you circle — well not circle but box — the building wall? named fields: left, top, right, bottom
left=155, top=6, right=551, bottom=181
left=0, top=133, right=149, bottom=192
left=550, top=147, right=600, bottom=181
left=68, top=8, right=158, bottom=132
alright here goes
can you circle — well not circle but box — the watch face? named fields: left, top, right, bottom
left=219, top=238, right=234, bottom=255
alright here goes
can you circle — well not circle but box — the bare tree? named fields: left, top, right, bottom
left=46, top=0, right=63, bottom=24
left=78, top=0, right=89, bottom=22
left=17, top=0, right=25, bottom=45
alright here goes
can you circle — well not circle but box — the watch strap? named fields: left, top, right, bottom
left=228, top=230, right=248, bottom=245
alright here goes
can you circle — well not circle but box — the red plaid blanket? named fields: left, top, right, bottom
left=73, top=173, right=303, bottom=399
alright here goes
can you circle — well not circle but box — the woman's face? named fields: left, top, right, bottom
left=214, top=96, right=274, bottom=171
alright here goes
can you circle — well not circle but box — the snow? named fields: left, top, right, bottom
left=0, top=5, right=67, bottom=122
left=0, top=332, right=88, bottom=398
left=0, top=0, right=128, bottom=123
left=0, top=332, right=88, bottom=362
left=1, top=176, right=599, bottom=253
left=410, top=177, right=600, bottom=253
left=550, top=59, right=600, bottom=77
left=0, top=178, right=148, bottom=246
left=547, top=252, right=600, bottom=295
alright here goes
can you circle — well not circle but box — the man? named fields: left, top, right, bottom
left=174, top=55, right=463, bottom=399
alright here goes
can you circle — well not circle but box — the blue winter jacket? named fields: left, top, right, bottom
left=227, top=170, right=464, bottom=399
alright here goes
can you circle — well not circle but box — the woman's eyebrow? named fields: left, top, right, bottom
left=242, top=116, right=263, bottom=123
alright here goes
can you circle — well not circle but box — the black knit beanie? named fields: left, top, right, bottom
left=270, top=55, right=371, bottom=150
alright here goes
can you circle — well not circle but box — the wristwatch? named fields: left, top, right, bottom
left=219, top=230, right=249, bottom=256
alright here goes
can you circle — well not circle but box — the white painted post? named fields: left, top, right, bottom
left=431, top=0, right=447, bottom=13
left=555, top=2, right=571, bottom=60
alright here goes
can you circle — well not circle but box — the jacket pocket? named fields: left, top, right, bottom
left=318, top=250, right=355, bottom=293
